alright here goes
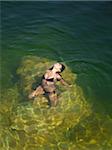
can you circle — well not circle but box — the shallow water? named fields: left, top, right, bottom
left=1, top=1, right=112, bottom=150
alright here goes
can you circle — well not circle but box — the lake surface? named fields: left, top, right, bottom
left=1, top=1, right=112, bottom=150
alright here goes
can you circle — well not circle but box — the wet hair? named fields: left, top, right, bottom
left=60, top=64, right=65, bottom=72
left=49, top=66, right=54, bottom=70
left=49, top=63, right=65, bottom=72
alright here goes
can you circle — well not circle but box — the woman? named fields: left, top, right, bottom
left=29, top=63, right=68, bottom=106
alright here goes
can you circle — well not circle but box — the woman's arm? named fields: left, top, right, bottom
left=60, top=78, right=69, bottom=86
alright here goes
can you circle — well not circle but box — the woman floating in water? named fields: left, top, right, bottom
left=29, top=63, right=68, bottom=107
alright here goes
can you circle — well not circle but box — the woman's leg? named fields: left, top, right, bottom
left=48, top=91, right=58, bottom=107
left=28, top=85, right=45, bottom=99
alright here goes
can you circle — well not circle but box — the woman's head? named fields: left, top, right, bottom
left=50, top=63, right=65, bottom=73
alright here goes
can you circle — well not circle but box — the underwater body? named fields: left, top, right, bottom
left=1, top=1, right=112, bottom=150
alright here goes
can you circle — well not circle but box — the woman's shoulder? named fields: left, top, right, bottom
left=56, top=72, right=62, bottom=79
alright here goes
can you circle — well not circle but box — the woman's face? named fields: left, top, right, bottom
left=53, top=63, right=62, bottom=72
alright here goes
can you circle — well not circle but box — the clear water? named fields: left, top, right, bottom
left=1, top=1, right=112, bottom=150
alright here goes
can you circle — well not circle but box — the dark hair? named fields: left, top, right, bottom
left=60, top=64, right=65, bottom=72
left=49, top=63, right=65, bottom=72
left=49, top=66, right=53, bottom=70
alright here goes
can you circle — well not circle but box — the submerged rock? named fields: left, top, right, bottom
left=9, top=56, right=91, bottom=148
left=1, top=56, right=112, bottom=150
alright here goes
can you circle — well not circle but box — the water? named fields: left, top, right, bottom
left=1, top=1, right=112, bottom=150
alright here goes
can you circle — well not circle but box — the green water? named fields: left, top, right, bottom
left=1, top=1, right=112, bottom=150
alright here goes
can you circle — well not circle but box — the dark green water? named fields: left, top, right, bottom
left=1, top=1, right=112, bottom=150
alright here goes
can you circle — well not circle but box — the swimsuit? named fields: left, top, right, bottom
left=41, top=71, right=62, bottom=93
